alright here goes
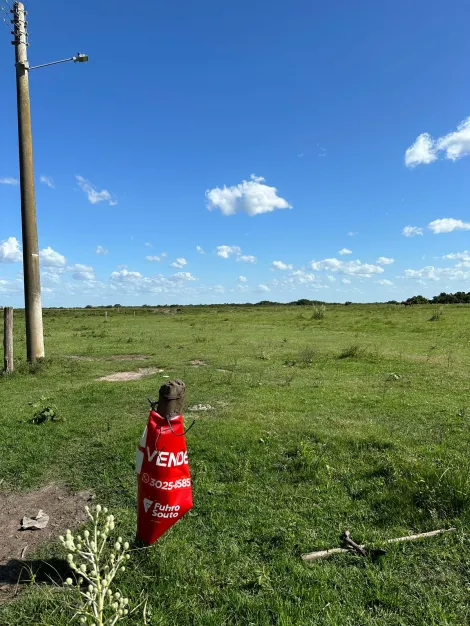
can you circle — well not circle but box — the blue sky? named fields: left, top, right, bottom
left=1, top=0, right=470, bottom=306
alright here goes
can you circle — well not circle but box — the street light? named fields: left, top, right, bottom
left=12, top=1, right=88, bottom=362
left=29, top=52, right=89, bottom=71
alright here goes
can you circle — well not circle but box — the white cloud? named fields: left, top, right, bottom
left=237, top=255, right=257, bottom=264
left=0, top=237, right=22, bottom=263
left=161, top=252, right=167, bottom=257
left=271, top=260, right=293, bottom=271
left=377, top=279, right=393, bottom=286
left=68, top=263, right=93, bottom=272
left=442, top=251, right=470, bottom=262
left=376, top=256, right=394, bottom=265
left=196, top=245, right=205, bottom=254
left=309, top=258, right=384, bottom=276
left=215, top=245, right=257, bottom=263
left=402, top=225, right=424, bottom=237
left=171, top=257, right=187, bottom=269
left=436, top=117, right=470, bottom=161
left=348, top=232, right=357, bottom=237
left=256, top=284, right=271, bottom=293
left=208, top=284, right=225, bottom=293
left=404, top=265, right=470, bottom=281
left=69, top=264, right=95, bottom=281
left=327, top=275, right=336, bottom=282
left=106, top=269, right=202, bottom=297
left=0, top=277, right=22, bottom=294
left=76, top=175, right=116, bottom=206
left=145, top=242, right=152, bottom=247
left=169, top=272, right=196, bottom=282
left=405, top=118, right=470, bottom=166
left=40, top=246, right=66, bottom=268
left=40, top=175, right=54, bottom=188
left=206, top=174, right=292, bottom=216
left=0, top=177, right=18, bottom=185
left=110, top=269, right=142, bottom=282
left=146, top=255, right=160, bottom=262
left=42, top=271, right=62, bottom=285
left=405, top=133, right=437, bottom=167
left=238, top=276, right=247, bottom=283
left=95, top=245, right=108, bottom=255
left=338, top=248, right=352, bottom=255
left=235, top=284, right=249, bottom=293
left=428, top=218, right=470, bottom=234
left=342, top=278, right=351, bottom=284
left=216, top=245, right=241, bottom=259
left=289, top=270, right=317, bottom=284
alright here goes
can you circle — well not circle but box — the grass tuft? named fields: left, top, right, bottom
left=338, top=344, right=368, bottom=359
left=429, top=306, right=444, bottom=321
left=311, top=304, right=326, bottom=320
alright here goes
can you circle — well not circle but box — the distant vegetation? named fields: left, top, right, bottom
left=86, top=292, right=470, bottom=308
left=8, top=292, right=470, bottom=312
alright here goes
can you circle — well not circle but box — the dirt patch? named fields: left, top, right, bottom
left=96, top=367, right=163, bottom=382
left=189, top=359, right=207, bottom=367
left=0, top=484, right=93, bottom=601
left=70, top=354, right=150, bottom=362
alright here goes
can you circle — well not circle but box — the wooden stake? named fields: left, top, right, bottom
left=157, top=379, right=186, bottom=418
left=3, top=307, right=14, bottom=373
left=302, top=528, right=457, bottom=562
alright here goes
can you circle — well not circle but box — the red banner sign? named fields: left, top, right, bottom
left=136, top=411, right=193, bottom=544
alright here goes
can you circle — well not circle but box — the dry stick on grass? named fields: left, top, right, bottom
left=341, top=530, right=366, bottom=556
left=302, top=528, right=457, bottom=562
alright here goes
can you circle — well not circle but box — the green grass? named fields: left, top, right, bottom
left=1, top=304, right=470, bottom=625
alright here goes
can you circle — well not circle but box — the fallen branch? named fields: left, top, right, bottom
left=302, top=527, right=457, bottom=562
left=341, top=530, right=366, bottom=557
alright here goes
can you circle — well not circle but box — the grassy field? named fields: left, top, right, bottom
left=1, top=303, right=470, bottom=625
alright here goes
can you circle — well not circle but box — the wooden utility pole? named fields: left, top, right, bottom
left=13, top=2, right=45, bottom=362
left=3, top=307, right=14, bottom=373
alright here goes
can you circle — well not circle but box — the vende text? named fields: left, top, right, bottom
left=146, top=448, right=189, bottom=467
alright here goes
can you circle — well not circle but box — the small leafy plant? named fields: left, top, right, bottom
left=28, top=397, right=61, bottom=424
left=60, top=504, right=132, bottom=625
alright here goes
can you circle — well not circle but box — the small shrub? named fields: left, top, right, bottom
left=299, top=347, right=317, bottom=366
left=311, top=304, right=326, bottom=320
left=28, top=397, right=61, bottom=424
left=429, top=306, right=443, bottom=321
left=338, top=344, right=366, bottom=359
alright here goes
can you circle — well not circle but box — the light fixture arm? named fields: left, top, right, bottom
left=28, top=53, right=88, bottom=71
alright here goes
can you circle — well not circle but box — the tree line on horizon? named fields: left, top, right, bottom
left=22, top=291, right=470, bottom=310
left=4, top=292, right=470, bottom=312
